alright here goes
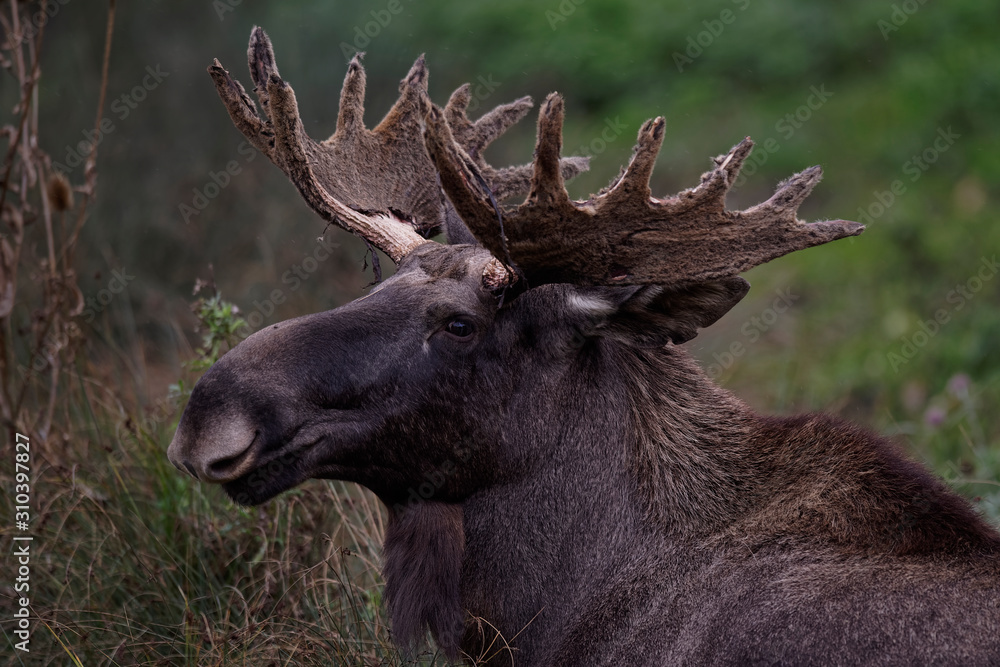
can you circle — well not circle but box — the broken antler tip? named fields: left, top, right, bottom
left=512, top=95, right=534, bottom=109
left=801, top=164, right=823, bottom=179
left=539, top=94, right=565, bottom=132
left=714, top=138, right=754, bottom=170
left=806, top=219, right=865, bottom=240
left=412, top=54, right=427, bottom=73
left=641, top=116, right=666, bottom=142
left=733, top=137, right=754, bottom=154
left=835, top=219, right=865, bottom=235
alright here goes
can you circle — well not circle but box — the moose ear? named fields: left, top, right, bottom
left=443, top=206, right=478, bottom=245
left=583, top=276, right=750, bottom=346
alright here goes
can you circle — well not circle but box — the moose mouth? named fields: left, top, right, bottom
left=219, top=428, right=366, bottom=506
left=220, top=437, right=320, bottom=506
left=222, top=466, right=307, bottom=507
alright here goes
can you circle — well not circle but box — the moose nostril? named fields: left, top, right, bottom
left=204, top=445, right=257, bottom=482
left=182, top=460, right=198, bottom=478
left=209, top=454, right=243, bottom=476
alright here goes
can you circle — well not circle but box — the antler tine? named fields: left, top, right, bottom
left=211, top=26, right=589, bottom=274
left=653, top=137, right=755, bottom=218
left=443, top=88, right=590, bottom=202
left=444, top=86, right=533, bottom=159
left=247, top=26, right=280, bottom=117
left=208, top=59, right=272, bottom=159
left=758, top=165, right=823, bottom=215
left=528, top=94, right=573, bottom=207
left=335, top=53, right=367, bottom=136
left=424, top=106, right=507, bottom=252
left=374, top=55, right=429, bottom=136
left=435, top=99, right=863, bottom=288
left=602, top=117, right=666, bottom=204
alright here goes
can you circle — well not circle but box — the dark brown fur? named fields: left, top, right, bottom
left=384, top=502, right=466, bottom=658
left=171, top=28, right=1000, bottom=666
left=170, top=243, right=1000, bottom=666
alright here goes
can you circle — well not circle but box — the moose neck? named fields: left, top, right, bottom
left=455, top=341, right=756, bottom=660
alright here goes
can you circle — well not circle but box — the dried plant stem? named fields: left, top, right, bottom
left=0, top=0, right=117, bottom=442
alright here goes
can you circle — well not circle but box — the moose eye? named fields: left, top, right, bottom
left=444, top=319, right=475, bottom=338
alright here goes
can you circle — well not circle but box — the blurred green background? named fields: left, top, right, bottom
left=3, top=0, right=999, bottom=662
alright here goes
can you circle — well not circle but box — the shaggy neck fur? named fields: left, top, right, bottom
left=619, top=345, right=757, bottom=533
left=383, top=502, right=465, bottom=659
left=382, top=339, right=1000, bottom=662
left=451, top=340, right=766, bottom=660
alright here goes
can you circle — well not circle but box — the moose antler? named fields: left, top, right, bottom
left=209, top=27, right=588, bottom=267
left=442, top=86, right=588, bottom=203
left=426, top=93, right=864, bottom=288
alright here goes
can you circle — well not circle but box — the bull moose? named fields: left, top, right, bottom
left=168, top=27, right=1000, bottom=665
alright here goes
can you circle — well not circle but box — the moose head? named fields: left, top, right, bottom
left=170, top=27, right=1000, bottom=664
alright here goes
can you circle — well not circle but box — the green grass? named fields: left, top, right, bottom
left=1, top=386, right=448, bottom=666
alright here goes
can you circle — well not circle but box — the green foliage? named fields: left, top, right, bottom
left=188, top=288, right=247, bottom=371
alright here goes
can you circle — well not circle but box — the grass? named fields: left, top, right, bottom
left=1, top=370, right=449, bottom=665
